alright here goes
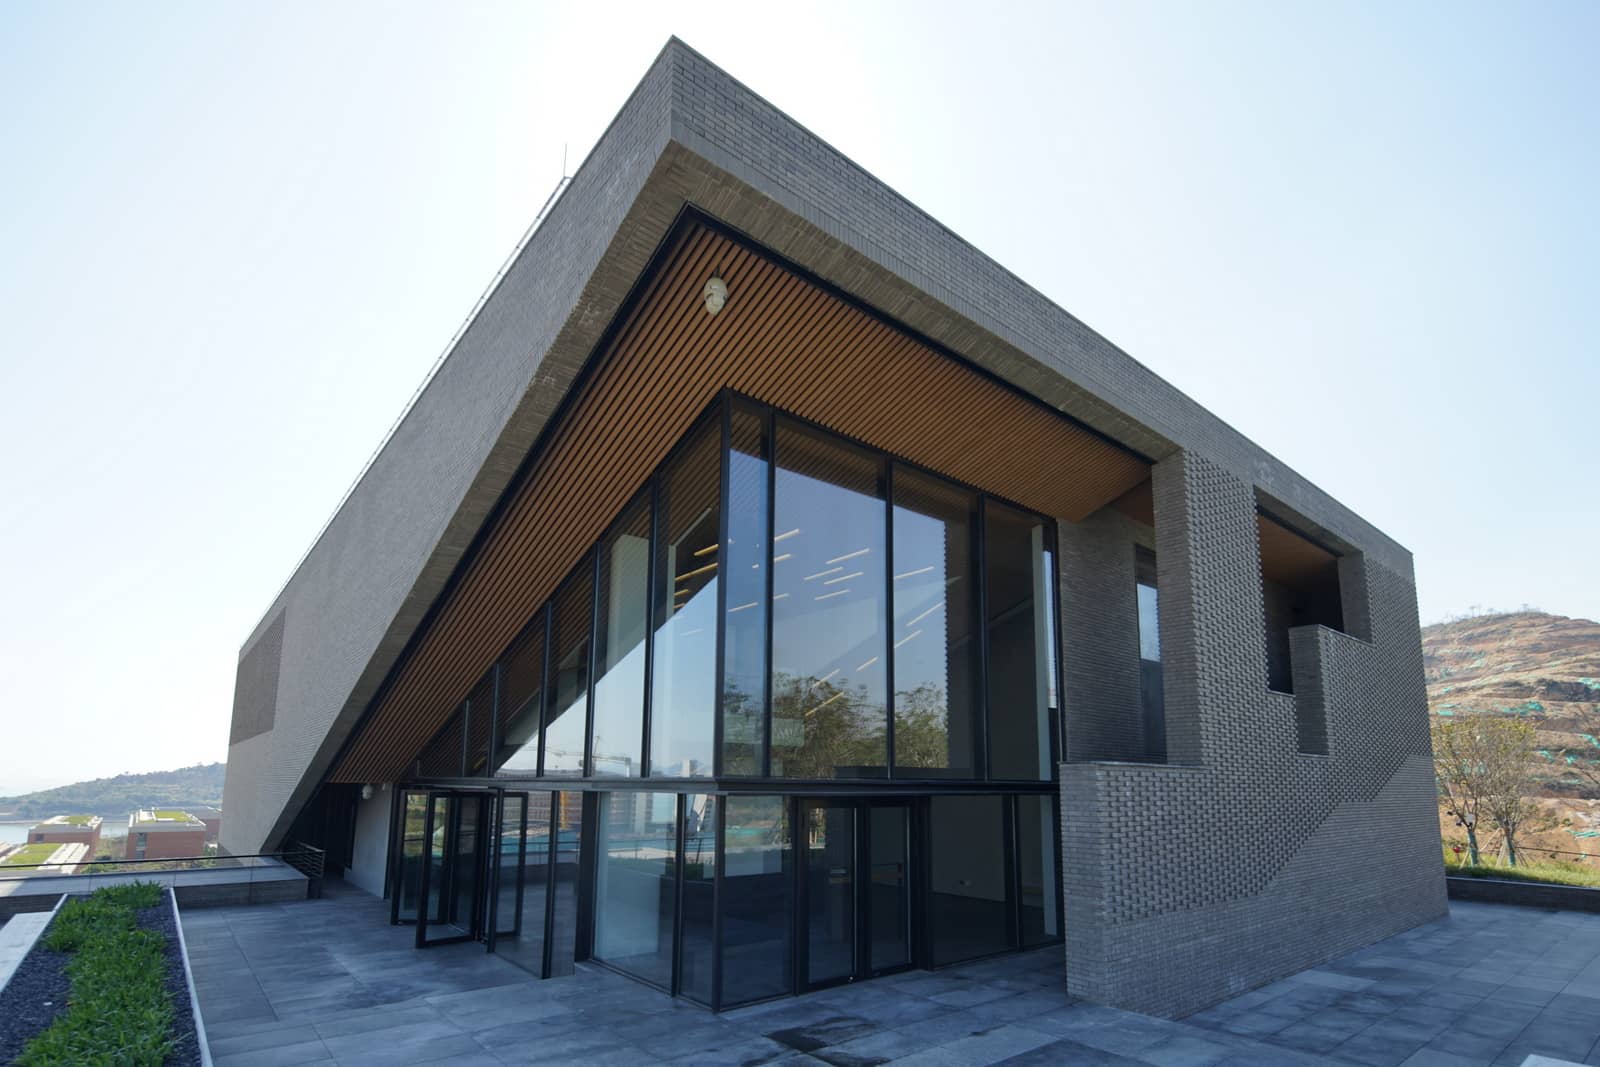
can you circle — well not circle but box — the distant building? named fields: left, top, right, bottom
left=28, top=814, right=102, bottom=856
left=190, top=806, right=223, bottom=843
left=124, top=809, right=207, bottom=860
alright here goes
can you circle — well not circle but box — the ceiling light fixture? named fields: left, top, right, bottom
left=703, top=276, right=728, bottom=314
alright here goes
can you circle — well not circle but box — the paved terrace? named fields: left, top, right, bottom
left=182, top=885, right=1600, bottom=1066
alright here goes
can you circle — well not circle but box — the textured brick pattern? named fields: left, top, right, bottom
left=1061, top=450, right=1444, bottom=1018
left=1058, top=510, right=1156, bottom=762
left=228, top=610, right=283, bottom=746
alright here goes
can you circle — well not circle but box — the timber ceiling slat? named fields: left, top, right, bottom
left=330, top=224, right=1150, bottom=783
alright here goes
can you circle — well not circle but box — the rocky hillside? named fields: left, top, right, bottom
left=1425, top=612, right=1600, bottom=851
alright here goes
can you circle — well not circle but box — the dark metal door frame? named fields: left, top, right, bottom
left=485, top=790, right=529, bottom=953
left=796, top=796, right=917, bottom=992
left=416, top=790, right=491, bottom=948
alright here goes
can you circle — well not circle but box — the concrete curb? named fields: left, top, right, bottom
left=1447, top=875, right=1600, bottom=912
left=169, top=887, right=213, bottom=1067
left=0, top=893, right=65, bottom=995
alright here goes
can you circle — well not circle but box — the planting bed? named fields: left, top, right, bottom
left=0, top=883, right=202, bottom=1066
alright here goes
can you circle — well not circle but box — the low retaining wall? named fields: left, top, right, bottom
left=1447, top=876, right=1600, bottom=912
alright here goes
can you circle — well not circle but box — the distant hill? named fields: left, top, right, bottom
left=0, top=762, right=225, bottom=824
left=1424, top=611, right=1600, bottom=851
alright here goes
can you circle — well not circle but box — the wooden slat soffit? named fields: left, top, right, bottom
left=331, top=222, right=1150, bottom=783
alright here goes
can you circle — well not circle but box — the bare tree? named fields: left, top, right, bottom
left=1432, top=716, right=1541, bottom=866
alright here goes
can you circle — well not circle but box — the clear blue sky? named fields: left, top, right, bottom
left=1, top=2, right=1594, bottom=793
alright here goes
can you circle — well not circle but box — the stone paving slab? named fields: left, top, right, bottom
left=183, top=884, right=1600, bottom=1065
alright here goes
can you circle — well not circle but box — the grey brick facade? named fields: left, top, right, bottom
left=225, top=38, right=1444, bottom=1020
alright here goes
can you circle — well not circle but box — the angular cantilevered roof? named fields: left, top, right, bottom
left=223, top=38, right=1412, bottom=852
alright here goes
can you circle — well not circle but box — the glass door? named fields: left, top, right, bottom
left=803, top=801, right=856, bottom=988
left=391, top=790, right=431, bottom=925
left=487, top=792, right=529, bottom=951
left=801, top=799, right=914, bottom=989
left=868, top=803, right=911, bottom=973
left=416, top=791, right=488, bottom=947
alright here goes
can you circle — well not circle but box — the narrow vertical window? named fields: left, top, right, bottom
left=1135, top=547, right=1165, bottom=761
left=541, top=563, right=592, bottom=777
left=591, top=494, right=650, bottom=777
left=494, top=614, right=546, bottom=777
left=983, top=501, right=1056, bottom=780
left=722, top=404, right=769, bottom=775
left=890, top=467, right=979, bottom=778
left=769, top=422, right=888, bottom=779
left=650, top=418, right=720, bottom=777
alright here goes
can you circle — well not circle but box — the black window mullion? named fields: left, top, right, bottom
left=672, top=793, right=688, bottom=996
left=761, top=406, right=776, bottom=778
left=713, top=396, right=731, bottom=777
left=537, top=603, right=554, bottom=777
left=486, top=664, right=501, bottom=777
left=1006, top=794, right=1021, bottom=950
left=884, top=463, right=896, bottom=778
left=641, top=474, right=658, bottom=778
left=711, top=796, right=725, bottom=1011
left=540, top=791, right=560, bottom=978
left=976, top=496, right=992, bottom=782
left=585, top=551, right=601, bottom=777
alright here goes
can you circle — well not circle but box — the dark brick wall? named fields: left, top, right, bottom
left=1061, top=451, right=1444, bottom=1018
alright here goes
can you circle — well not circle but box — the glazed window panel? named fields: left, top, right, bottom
left=593, top=791, right=678, bottom=989
left=650, top=418, right=720, bottom=778
left=984, top=501, right=1057, bottom=781
left=769, top=422, right=888, bottom=779
left=542, top=562, right=593, bottom=777
left=890, top=466, right=980, bottom=778
left=679, top=794, right=717, bottom=1005
left=721, top=404, right=769, bottom=775
left=591, top=494, right=650, bottom=777
left=494, top=615, right=547, bottom=777
left=719, top=795, right=792, bottom=1006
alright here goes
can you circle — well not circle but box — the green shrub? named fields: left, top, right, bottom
left=19, top=882, right=176, bottom=1067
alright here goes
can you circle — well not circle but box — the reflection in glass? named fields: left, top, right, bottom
left=395, top=792, right=428, bottom=922
left=984, top=502, right=1056, bottom=780
left=594, top=791, right=678, bottom=989
left=929, top=795, right=1011, bottom=965
left=547, top=791, right=583, bottom=976
left=650, top=420, right=719, bottom=777
left=869, top=805, right=911, bottom=971
left=1135, top=547, right=1165, bottom=760
left=592, top=495, right=649, bottom=777
left=680, top=794, right=717, bottom=1004
left=1017, top=795, right=1060, bottom=946
left=805, top=802, right=855, bottom=984
left=891, top=468, right=978, bottom=777
left=770, top=423, right=888, bottom=778
left=494, top=616, right=546, bottom=777
left=464, top=672, right=494, bottom=776
left=493, top=793, right=550, bottom=976
left=722, top=405, right=769, bottom=775
left=720, top=796, right=791, bottom=1006
left=542, top=563, right=592, bottom=777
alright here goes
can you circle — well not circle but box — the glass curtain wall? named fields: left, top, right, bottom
left=719, top=795, right=791, bottom=1006
left=650, top=420, right=720, bottom=777
left=983, top=502, right=1059, bottom=781
left=680, top=794, right=717, bottom=1004
left=769, top=422, right=889, bottom=778
left=592, top=495, right=650, bottom=777
left=543, top=566, right=592, bottom=777
left=593, top=791, right=679, bottom=989
left=891, top=470, right=980, bottom=778
left=494, top=617, right=546, bottom=777
left=721, top=405, right=769, bottom=775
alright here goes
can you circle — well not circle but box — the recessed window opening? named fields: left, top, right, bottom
left=1257, top=512, right=1344, bottom=696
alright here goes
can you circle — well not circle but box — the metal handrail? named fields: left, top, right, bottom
left=0, top=850, right=295, bottom=879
